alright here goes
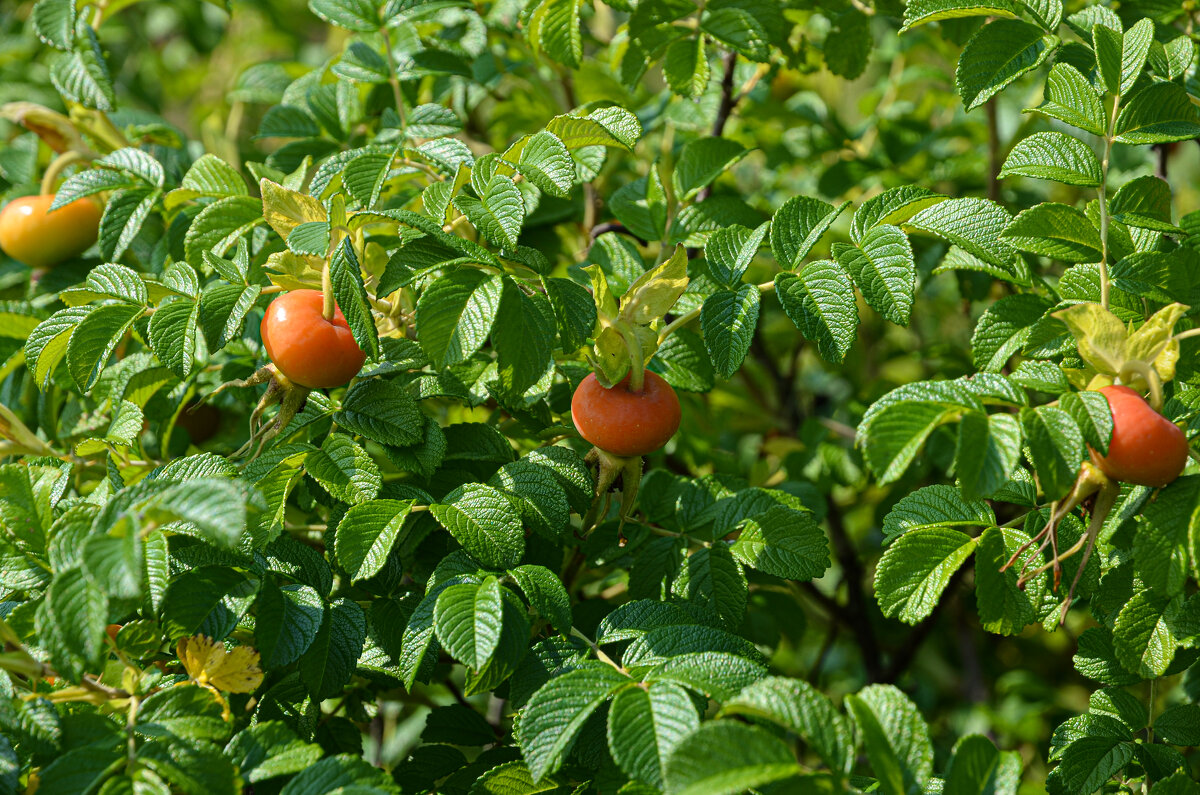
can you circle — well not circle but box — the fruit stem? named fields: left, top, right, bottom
left=321, top=262, right=335, bottom=322
left=615, top=321, right=645, bottom=392
left=1118, top=360, right=1164, bottom=413
left=40, top=150, right=87, bottom=196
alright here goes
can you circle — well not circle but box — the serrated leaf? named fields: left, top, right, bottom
left=845, top=685, right=934, bottom=795
left=434, top=576, right=504, bottom=671
left=956, top=20, right=1056, bottom=111
left=673, top=138, right=750, bottom=201
left=700, top=284, right=759, bottom=380
left=1001, top=202, right=1102, bottom=262
left=1113, top=590, right=1176, bottom=678
left=956, top=412, right=1023, bottom=501
left=774, top=262, right=858, bottom=364
left=876, top=527, right=978, bottom=624
left=971, top=293, right=1054, bottom=372
left=335, top=379, right=424, bottom=447
left=335, top=499, right=417, bottom=582
left=1027, top=62, right=1105, bottom=135
left=906, top=198, right=1013, bottom=267
left=720, top=676, right=853, bottom=774
left=663, top=721, right=801, bottom=795
left=455, top=175, right=525, bottom=249
left=608, top=682, right=698, bottom=789
left=1000, top=131, right=1102, bottom=186
left=836, top=225, right=915, bottom=325
left=729, top=505, right=830, bottom=582
left=902, top=0, right=1019, bottom=30
left=517, top=664, right=632, bottom=782
left=431, top=484, right=524, bottom=569
left=306, top=433, right=382, bottom=504
left=1115, top=83, right=1200, bottom=145
left=771, top=196, right=847, bottom=270
left=976, top=526, right=1044, bottom=635
left=1021, top=405, right=1084, bottom=500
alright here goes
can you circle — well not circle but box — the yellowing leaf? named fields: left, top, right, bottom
left=582, top=264, right=618, bottom=320
left=1053, top=303, right=1127, bottom=375
left=619, top=245, right=689, bottom=325
left=177, top=635, right=263, bottom=694
left=1126, top=303, right=1188, bottom=381
left=260, top=178, right=327, bottom=239
left=265, top=250, right=324, bottom=291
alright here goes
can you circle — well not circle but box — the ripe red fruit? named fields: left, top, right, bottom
left=260, top=289, right=366, bottom=389
left=0, top=194, right=102, bottom=269
left=571, top=371, right=681, bottom=457
left=1089, top=385, right=1189, bottom=488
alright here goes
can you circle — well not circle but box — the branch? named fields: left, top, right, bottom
left=695, top=50, right=739, bottom=203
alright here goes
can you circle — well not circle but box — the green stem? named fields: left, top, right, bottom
left=1097, top=95, right=1121, bottom=311
left=322, top=262, right=335, bottom=322
left=40, top=150, right=87, bottom=196
left=380, top=26, right=406, bottom=132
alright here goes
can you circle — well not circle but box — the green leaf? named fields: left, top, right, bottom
left=184, top=195, right=263, bottom=267
left=455, top=175, right=525, bottom=249
left=999, top=131, right=1102, bottom=186
left=882, top=484, right=996, bottom=542
left=1117, top=18, right=1154, bottom=96
left=1027, top=63, right=1105, bottom=135
left=955, top=20, right=1056, bottom=111
left=492, top=281, right=555, bottom=397
left=770, top=196, right=847, bottom=270
left=944, top=735, right=1001, bottom=795
left=309, top=0, right=378, bottom=31
left=607, top=682, right=699, bottom=788
left=32, top=0, right=76, bottom=50
left=700, top=284, right=760, bottom=379
left=862, top=399, right=968, bottom=484
left=306, top=433, right=382, bottom=505
left=66, top=303, right=142, bottom=392
left=664, top=36, right=709, bottom=99
left=673, top=545, right=747, bottom=629
left=975, top=526, right=1044, bottom=635
left=517, top=664, right=632, bottom=781
left=971, top=293, right=1054, bottom=372
left=528, top=0, right=584, bottom=68
left=729, top=505, right=830, bottom=581
left=434, top=576, right=505, bottom=671
left=335, top=379, right=424, bottom=447
left=544, top=276, right=597, bottom=353
left=431, top=483, right=524, bottom=569
left=508, top=565, right=572, bottom=633
left=334, top=499, right=417, bottom=582
left=225, top=722, right=322, bottom=784
left=611, top=170, right=668, bottom=242
left=852, top=187, right=946, bottom=243
left=1056, top=736, right=1134, bottom=795
left=1059, top=390, right=1112, bottom=456
left=147, top=298, right=199, bottom=379
left=700, top=8, right=769, bottom=61
left=1020, top=405, right=1084, bottom=500
left=1111, top=176, right=1179, bottom=233
left=673, top=138, right=750, bottom=201
left=489, top=460, right=571, bottom=542
left=774, top=262, right=859, bottom=364
left=1115, top=83, right=1200, bottom=145
left=875, top=528, right=978, bottom=624
left=329, top=241, right=380, bottom=363
left=956, top=412, right=1023, bottom=501
left=835, top=225, right=915, bottom=325
left=1113, top=590, right=1176, bottom=678
left=45, top=567, right=108, bottom=673
left=1092, top=23, right=1123, bottom=96
left=546, top=107, right=641, bottom=151
left=705, top=222, right=769, bottom=288
left=645, top=652, right=768, bottom=701
left=502, top=131, right=574, bottom=197
left=1001, top=202, right=1102, bottom=263
left=255, top=581, right=324, bottom=668
left=1153, top=704, right=1200, bottom=746
left=663, top=721, right=802, bottom=795
left=416, top=270, right=504, bottom=368
left=902, top=0, right=1019, bottom=30
left=905, top=198, right=1013, bottom=267
left=845, top=685, right=934, bottom=795
left=720, top=676, right=853, bottom=774
left=49, top=31, right=114, bottom=110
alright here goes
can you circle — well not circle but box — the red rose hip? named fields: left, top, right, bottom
left=571, top=370, right=681, bottom=457
left=1089, top=385, right=1189, bottom=488
left=261, top=289, right=366, bottom=389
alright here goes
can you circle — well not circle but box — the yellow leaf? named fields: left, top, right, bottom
left=582, top=264, right=618, bottom=320
left=1053, top=303, right=1127, bottom=376
left=177, top=636, right=263, bottom=694
left=1125, top=302, right=1188, bottom=382
left=265, top=250, right=324, bottom=291
left=260, top=178, right=327, bottom=240
left=619, top=245, right=689, bottom=325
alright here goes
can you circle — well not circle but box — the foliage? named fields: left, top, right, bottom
left=1, top=0, right=1199, bottom=792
